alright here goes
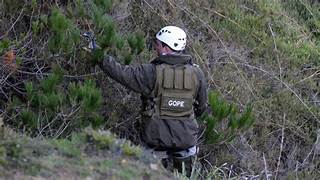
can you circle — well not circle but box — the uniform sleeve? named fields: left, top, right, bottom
left=194, top=68, right=208, bottom=118
left=99, top=55, right=156, bottom=96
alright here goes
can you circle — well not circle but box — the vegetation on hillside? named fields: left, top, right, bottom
left=0, top=0, right=319, bottom=179
left=0, top=126, right=170, bottom=179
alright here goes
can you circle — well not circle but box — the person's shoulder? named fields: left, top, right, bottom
left=192, top=63, right=200, bottom=68
left=190, top=63, right=202, bottom=72
left=190, top=63, right=206, bottom=80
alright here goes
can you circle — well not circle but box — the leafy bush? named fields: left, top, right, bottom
left=87, top=129, right=115, bottom=149
left=85, top=128, right=142, bottom=158
left=0, top=39, right=10, bottom=54
left=8, top=66, right=104, bottom=137
left=87, top=0, right=145, bottom=65
left=51, top=139, right=81, bottom=158
left=121, top=141, right=142, bottom=157
left=201, top=90, right=254, bottom=144
left=48, top=8, right=80, bottom=54
left=4, top=0, right=146, bottom=137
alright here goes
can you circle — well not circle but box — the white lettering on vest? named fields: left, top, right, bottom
left=168, top=100, right=185, bottom=107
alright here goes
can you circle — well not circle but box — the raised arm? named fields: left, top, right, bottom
left=99, top=55, right=156, bottom=96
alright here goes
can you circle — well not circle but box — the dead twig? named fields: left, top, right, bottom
left=53, top=106, right=81, bottom=139
left=296, top=70, right=320, bottom=84
left=268, top=22, right=282, bottom=81
left=301, top=129, right=320, bottom=169
left=263, top=153, right=270, bottom=180
left=16, top=69, right=103, bottom=78
left=0, top=7, right=25, bottom=40
left=312, top=129, right=320, bottom=161
left=275, top=114, right=285, bottom=180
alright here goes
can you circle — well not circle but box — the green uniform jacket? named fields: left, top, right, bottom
left=99, top=54, right=208, bottom=150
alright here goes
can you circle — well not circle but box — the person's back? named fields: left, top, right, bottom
left=141, top=54, right=204, bottom=151
left=97, top=26, right=208, bottom=174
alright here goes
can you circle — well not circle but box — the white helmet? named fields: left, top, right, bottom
left=156, top=26, right=187, bottom=51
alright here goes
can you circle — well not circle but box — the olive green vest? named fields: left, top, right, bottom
left=152, top=63, right=199, bottom=119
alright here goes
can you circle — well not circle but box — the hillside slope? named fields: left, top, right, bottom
left=0, top=127, right=172, bottom=179
left=1, top=0, right=319, bottom=179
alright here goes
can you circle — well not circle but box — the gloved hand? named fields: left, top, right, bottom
left=81, top=31, right=104, bottom=64
left=82, top=32, right=99, bottom=52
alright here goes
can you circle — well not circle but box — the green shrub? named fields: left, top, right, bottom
left=31, top=14, right=48, bottom=35
left=0, top=39, right=10, bottom=54
left=51, top=139, right=81, bottom=158
left=20, top=109, right=37, bottom=130
left=127, top=32, right=145, bottom=55
left=5, top=0, right=147, bottom=137
left=88, top=129, right=115, bottom=149
left=121, top=142, right=142, bottom=157
left=48, top=8, right=80, bottom=54
left=9, top=67, right=104, bottom=137
left=201, top=90, right=254, bottom=144
left=69, top=79, right=103, bottom=112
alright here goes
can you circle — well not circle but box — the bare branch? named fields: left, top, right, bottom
left=0, top=7, right=25, bottom=40
left=263, top=153, right=270, bottom=180
left=275, top=114, right=285, bottom=179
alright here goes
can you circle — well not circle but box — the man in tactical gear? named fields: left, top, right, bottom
left=98, top=26, right=208, bottom=173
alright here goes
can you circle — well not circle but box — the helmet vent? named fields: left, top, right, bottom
left=174, top=43, right=178, bottom=47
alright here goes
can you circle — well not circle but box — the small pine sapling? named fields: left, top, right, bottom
left=201, top=90, right=255, bottom=144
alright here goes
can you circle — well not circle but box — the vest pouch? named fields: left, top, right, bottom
left=174, top=68, right=184, bottom=89
left=184, top=68, right=193, bottom=90
left=163, top=67, right=174, bottom=88
left=160, top=91, right=193, bottom=117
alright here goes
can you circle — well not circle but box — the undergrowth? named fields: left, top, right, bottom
left=0, top=127, right=159, bottom=178
left=1, top=0, right=320, bottom=179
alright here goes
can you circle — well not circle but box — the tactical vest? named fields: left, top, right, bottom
left=152, top=63, right=199, bottom=119
left=142, top=63, right=200, bottom=150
